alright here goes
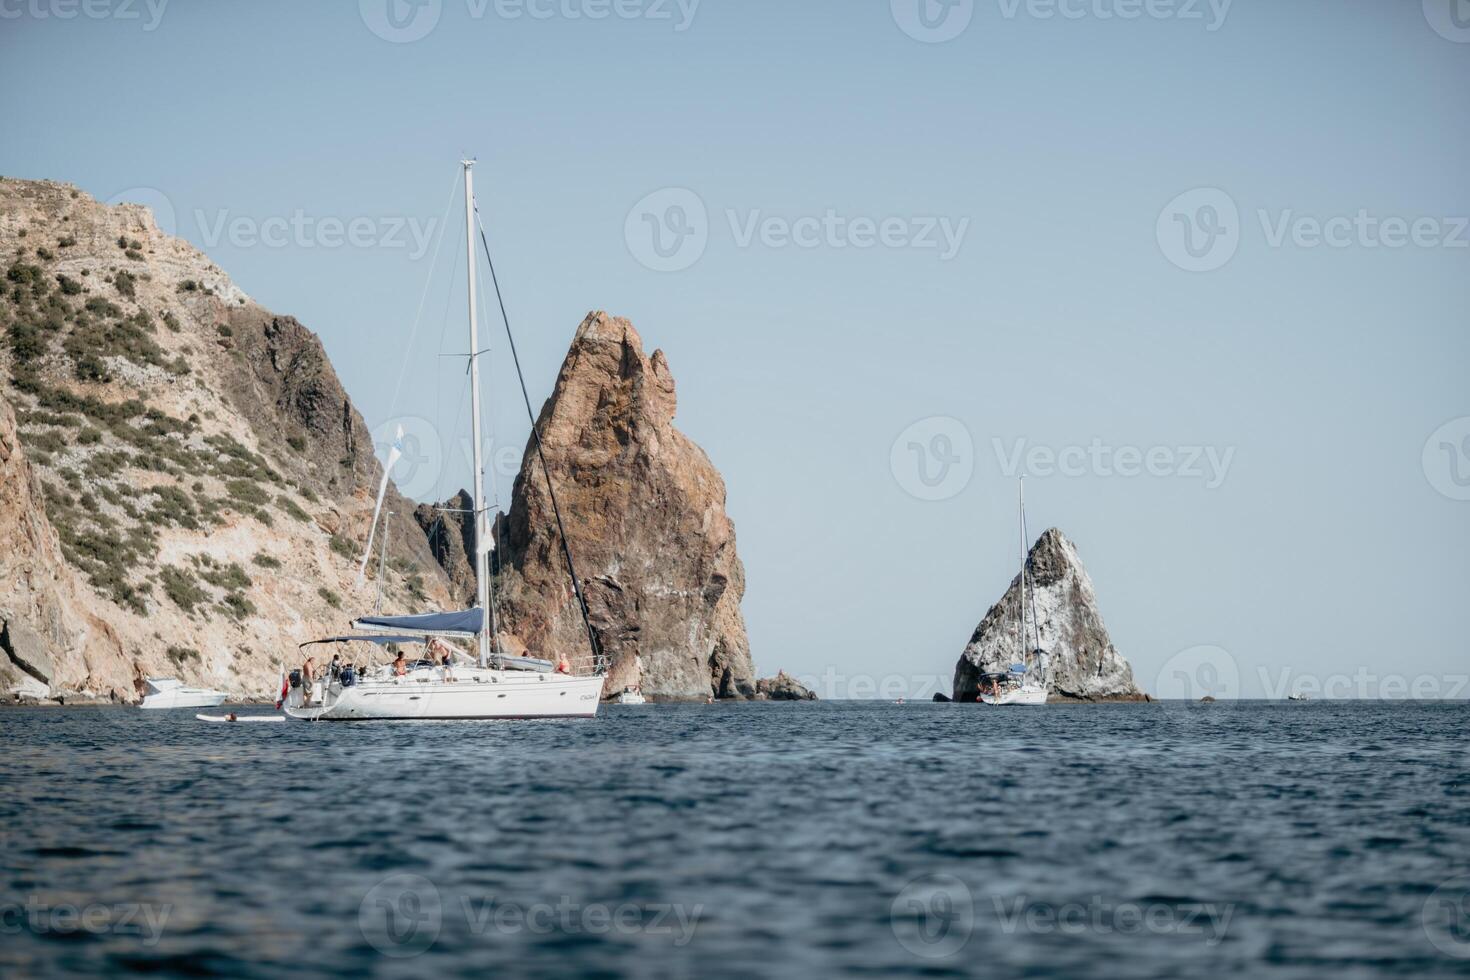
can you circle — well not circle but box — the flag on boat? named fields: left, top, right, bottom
left=356, top=425, right=405, bottom=588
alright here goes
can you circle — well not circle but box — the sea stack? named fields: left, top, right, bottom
left=490, top=312, right=758, bottom=701
left=953, top=528, right=1145, bottom=702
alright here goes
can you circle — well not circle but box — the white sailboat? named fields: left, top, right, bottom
left=283, top=161, right=605, bottom=721
left=980, top=479, right=1049, bottom=706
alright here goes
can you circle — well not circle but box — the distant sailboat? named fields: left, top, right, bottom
left=980, top=479, right=1048, bottom=706
left=283, top=161, right=605, bottom=721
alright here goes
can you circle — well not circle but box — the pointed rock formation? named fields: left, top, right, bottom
left=413, top=489, right=477, bottom=606
left=953, top=528, right=1145, bottom=702
left=756, top=671, right=817, bottom=701
left=491, top=312, right=756, bottom=701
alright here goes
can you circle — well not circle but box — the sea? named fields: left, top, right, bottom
left=2, top=700, right=1467, bottom=979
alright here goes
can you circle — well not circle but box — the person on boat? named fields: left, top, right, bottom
left=554, top=653, right=572, bottom=675
left=423, top=637, right=456, bottom=681
left=392, top=651, right=408, bottom=677
left=301, top=657, right=317, bottom=706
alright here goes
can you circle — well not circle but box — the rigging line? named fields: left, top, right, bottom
left=472, top=207, right=604, bottom=674
left=433, top=368, right=472, bottom=516
left=474, top=242, right=504, bottom=661
left=429, top=229, right=469, bottom=508
left=386, top=169, right=460, bottom=420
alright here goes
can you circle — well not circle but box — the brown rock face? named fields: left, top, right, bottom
left=756, top=671, right=817, bottom=701
left=0, top=177, right=449, bottom=701
left=492, top=312, right=755, bottom=701
left=0, top=389, right=130, bottom=697
left=414, top=489, right=477, bottom=605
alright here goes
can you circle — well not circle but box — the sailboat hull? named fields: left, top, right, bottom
left=980, top=685, right=1048, bottom=706
left=283, top=668, right=603, bottom=721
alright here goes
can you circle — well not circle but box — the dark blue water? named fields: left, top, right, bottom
left=2, top=701, right=1468, bottom=979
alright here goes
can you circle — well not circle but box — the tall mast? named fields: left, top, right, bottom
left=463, top=160, right=490, bottom=668
left=1017, top=478, right=1026, bottom=671
left=1022, top=486, right=1043, bottom=682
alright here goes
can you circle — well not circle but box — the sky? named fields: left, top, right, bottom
left=2, top=0, right=1467, bottom=699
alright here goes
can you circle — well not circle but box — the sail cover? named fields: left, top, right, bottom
left=351, top=608, right=484, bottom=637
left=299, top=635, right=428, bottom=648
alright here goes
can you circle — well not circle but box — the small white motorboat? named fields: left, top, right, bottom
left=1287, top=693, right=1309, bottom=702
left=614, top=689, right=646, bottom=705
left=139, top=677, right=228, bottom=710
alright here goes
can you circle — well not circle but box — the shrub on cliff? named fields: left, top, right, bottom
left=160, top=566, right=208, bottom=614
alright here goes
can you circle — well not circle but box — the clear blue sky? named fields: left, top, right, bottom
left=3, top=0, right=1467, bottom=698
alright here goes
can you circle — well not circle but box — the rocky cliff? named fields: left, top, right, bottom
left=0, top=177, right=449, bottom=701
left=953, top=528, right=1144, bottom=702
left=483, top=312, right=757, bottom=701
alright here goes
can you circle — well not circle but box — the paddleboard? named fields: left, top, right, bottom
left=196, top=713, right=285, bottom=724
